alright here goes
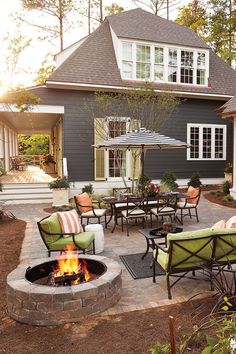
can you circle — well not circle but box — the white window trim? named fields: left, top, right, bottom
left=187, top=123, right=227, bottom=161
left=104, top=117, right=131, bottom=181
left=119, top=39, right=209, bottom=86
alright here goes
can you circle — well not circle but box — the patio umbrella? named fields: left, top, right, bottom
left=95, top=128, right=189, bottom=188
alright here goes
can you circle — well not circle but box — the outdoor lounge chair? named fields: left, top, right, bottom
left=11, top=156, right=26, bottom=171
left=37, top=212, right=95, bottom=257
left=74, top=192, right=108, bottom=227
left=176, top=187, right=201, bottom=223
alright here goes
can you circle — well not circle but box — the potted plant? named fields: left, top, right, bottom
left=48, top=176, right=70, bottom=207
left=41, top=154, right=56, bottom=174
left=224, top=162, right=233, bottom=184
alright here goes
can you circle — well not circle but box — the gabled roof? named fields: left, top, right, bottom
left=218, top=95, right=236, bottom=117
left=47, top=8, right=236, bottom=98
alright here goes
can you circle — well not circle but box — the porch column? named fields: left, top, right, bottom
left=230, top=115, right=236, bottom=199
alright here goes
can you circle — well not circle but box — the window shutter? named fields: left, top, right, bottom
left=130, top=119, right=141, bottom=180
left=94, top=118, right=106, bottom=180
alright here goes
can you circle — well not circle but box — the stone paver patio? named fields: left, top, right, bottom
left=8, top=193, right=236, bottom=316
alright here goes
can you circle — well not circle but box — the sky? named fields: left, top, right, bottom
left=0, top=0, right=189, bottom=92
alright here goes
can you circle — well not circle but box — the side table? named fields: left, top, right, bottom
left=139, top=227, right=182, bottom=259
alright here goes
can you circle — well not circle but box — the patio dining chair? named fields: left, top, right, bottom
left=150, top=193, right=176, bottom=227
left=74, top=192, right=108, bottom=227
left=176, top=186, right=201, bottom=224
left=121, top=196, right=148, bottom=236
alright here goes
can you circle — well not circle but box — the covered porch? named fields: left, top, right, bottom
left=0, top=104, right=64, bottom=177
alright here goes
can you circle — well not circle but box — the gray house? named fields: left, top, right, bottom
left=1, top=8, right=236, bottom=193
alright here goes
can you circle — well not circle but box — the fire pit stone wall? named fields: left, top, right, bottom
left=7, top=255, right=122, bottom=326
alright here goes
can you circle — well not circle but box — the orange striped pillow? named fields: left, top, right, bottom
left=57, top=210, right=83, bottom=238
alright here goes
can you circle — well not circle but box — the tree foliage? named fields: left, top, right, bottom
left=175, top=0, right=208, bottom=38
left=175, top=0, right=236, bottom=65
left=3, top=86, right=41, bottom=112
left=20, top=0, right=78, bottom=50
left=18, top=135, right=49, bottom=155
left=105, top=3, right=124, bottom=15
left=33, top=55, right=55, bottom=85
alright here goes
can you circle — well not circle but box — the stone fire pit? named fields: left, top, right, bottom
left=7, top=255, right=122, bottom=326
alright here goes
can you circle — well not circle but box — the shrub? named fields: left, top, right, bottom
left=137, top=173, right=150, bottom=192
left=82, top=183, right=94, bottom=195
left=187, top=172, right=202, bottom=188
left=149, top=341, right=170, bottom=354
left=161, top=171, right=178, bottom=191
left=224, top=162, right=233, bottom=173
left=0, top=161, right=5, bottom=176
left=222, top=194, right=234, bottom=202
left=223, top=181, right=231, bottom=195
left=48, top=176, right=70, bottom=189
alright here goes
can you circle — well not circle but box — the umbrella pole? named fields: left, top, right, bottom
left=141, top=146, right=145, bottom=196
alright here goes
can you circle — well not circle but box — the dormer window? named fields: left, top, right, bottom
left=120, top=41, right=209, bottom=86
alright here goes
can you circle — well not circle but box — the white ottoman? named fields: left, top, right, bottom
left=85, top=224, right=104, bottom=254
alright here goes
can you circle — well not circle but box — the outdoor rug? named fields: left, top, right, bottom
left=120, top=252, right=165, bottom=280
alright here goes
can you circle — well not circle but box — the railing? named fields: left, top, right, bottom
left=62, top=157, right=68, bottom=177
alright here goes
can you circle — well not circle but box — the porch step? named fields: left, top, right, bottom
left=0, top=183, right=53, bottom=204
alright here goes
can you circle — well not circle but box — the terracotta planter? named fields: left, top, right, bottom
left=224, top=172, right=232, bottom=184
left=52, top=188, right=69, bottom=207
left=43, top=162, right=55, bottom=174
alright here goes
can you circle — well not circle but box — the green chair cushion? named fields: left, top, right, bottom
left=40, top=213, right=62, bottom=244
left=48, top=231, right=95, bottom=251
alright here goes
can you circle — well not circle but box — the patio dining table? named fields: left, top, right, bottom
left=102, top=192, right=189, bottom=232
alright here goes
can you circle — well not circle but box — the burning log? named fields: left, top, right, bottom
left=48, top=271, right=86, bottom=286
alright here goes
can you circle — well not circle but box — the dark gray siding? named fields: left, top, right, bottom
left=31, top=87, right=232, bottom=181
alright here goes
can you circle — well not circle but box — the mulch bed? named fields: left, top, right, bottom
left=204, top=191, right=236, bottom=209
left=0, top=216, right=216, bottom=353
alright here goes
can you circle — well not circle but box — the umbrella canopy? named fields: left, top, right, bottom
left=95, top=128, right=189, bottom=187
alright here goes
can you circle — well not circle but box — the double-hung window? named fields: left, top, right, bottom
left=136, top=45, right=151, bottom=80
left=187, top=124, right=226, bottom=160
left=154, top=47, right=164, bottom=81
left=105, top=117, right=130, bottom=179
left=181, top=50, right=194, bottom=84
left=122, top=43, right=133, bottom=79
left=168, top=49, right=178, bottom=83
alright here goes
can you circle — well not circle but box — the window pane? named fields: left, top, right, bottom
left=136, top=45, right=150, bottom=63
left=136, top=63, right=151, bottom=79
left=122, top=43, right=132, bottom=61
left=109, top=150, right=126, bottom=177
left=215, top=128, right=224, bottom=158
left=203, top=127, right=211, bottom=158
left=168, top=66, right=177, bottom=82
left=154, top=47, right=164, bottom=64
left=181, top=68, right=193, bottom=84
left=190, top=127, right=199, bottom=159
left=181, top=51, right=193, bottom=67
left=197, top=52, right=205, bottom=67
left=168, top=49, right=177, bottom=65
left=197, top=69, right=205, bottom=85
left=122, top=61, right=133, bottom=79
left=108, top=120, right=126, bottom=138
left=154, top=65, right=164, bottom=81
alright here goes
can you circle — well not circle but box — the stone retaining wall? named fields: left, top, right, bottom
left=7, top=255, right=122, bottom=326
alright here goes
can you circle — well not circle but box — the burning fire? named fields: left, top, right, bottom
left=54, top=246, right=91, bottom=284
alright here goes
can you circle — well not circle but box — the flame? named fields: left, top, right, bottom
left=54, top=246, right=90, bottom=284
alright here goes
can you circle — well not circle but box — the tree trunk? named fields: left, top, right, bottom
left=88, top=0, right=91, bottom=34
left=100, top=0, right=103, bottom=23
left=59, top=0, right=63, bottom=51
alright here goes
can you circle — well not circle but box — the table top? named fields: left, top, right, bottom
left=102, top=192, right=189, bottom=205
left=139, top=227, right=183, bottom=239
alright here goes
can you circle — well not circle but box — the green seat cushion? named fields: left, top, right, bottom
left=40, top=213, right=62, bottom=244
left=48, top=232, right=95, bottom=251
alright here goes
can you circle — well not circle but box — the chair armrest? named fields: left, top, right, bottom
left=92, top=200, right=102, bottom=208
left=153, top=243, right=168, bottom=261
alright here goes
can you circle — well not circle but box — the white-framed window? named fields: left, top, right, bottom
left=105, top=117, right=130, bottom=179
left=187, top=124, right=227, bottom=160
left=120, top=41, right=209, bottom=86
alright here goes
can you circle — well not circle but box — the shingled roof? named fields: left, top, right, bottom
left=47, top=8, right=236, bottom=97
left=218, top=96, right=236, bottom=117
